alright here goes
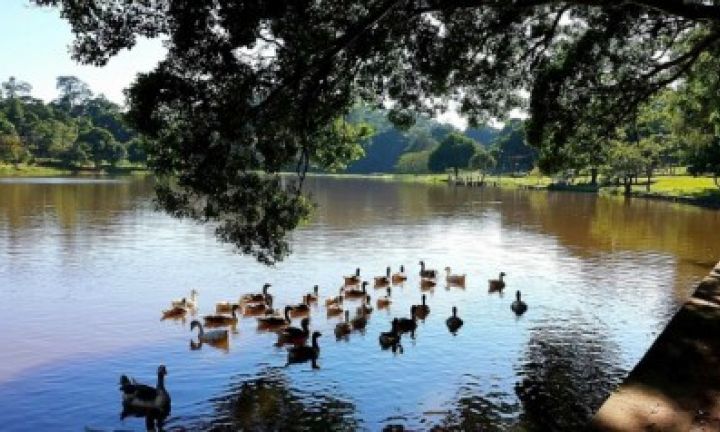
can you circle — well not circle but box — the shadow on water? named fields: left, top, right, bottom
left=177, top=367, right=360, bottom=431
left=513, top=314, right=625, bottom=431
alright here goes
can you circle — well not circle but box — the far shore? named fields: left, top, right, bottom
left=3, top=163, right=718, bottom=209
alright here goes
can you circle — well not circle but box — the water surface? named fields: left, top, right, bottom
left=0, top=176, right=718, bottom=431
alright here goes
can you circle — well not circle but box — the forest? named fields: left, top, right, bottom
left=0, top=76, right=146, bottom=170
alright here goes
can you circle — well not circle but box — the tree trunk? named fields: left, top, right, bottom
left=590, top=167, right=598, bottom=186
left=453, top=166, right=459, bottom=178
left=624, top=177, right=632, bottom=195
left=714, top=173, right=719, bottom=189
left=646, top=169, right=652, bottom=192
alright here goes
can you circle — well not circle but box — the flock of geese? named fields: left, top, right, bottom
left=119, top=261, right=529, bottom=430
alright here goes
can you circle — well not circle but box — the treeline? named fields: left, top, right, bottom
left=343, top=106, right=536, bottom=176
left=0, top=76, right=147, bottom=169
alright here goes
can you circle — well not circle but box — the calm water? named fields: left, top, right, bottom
left=0, top=176, right=719, bottom=431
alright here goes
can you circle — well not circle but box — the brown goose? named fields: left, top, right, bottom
left=257, top=306, right=291, bottom=329
left=288, top=294, right=311, bottom=317
left=344, top=281, right=368, bottom=299
left=488, top=272, right=506, bottom=292
left=377, top=287, right=392, bottom=308
left=203, top=305, right=239, bottom=326
left=445, top=267, right=466, bottom=286
left=419, top=261, right=438, bottom=279
left=343, top=268, right=361, bottom=286
left=356, top=294, right=373, bottom=315
left=374, top=267, right=391, bottom=287
left=306, top=285, right=320, bottom=303
left=240, top=283, right=272, bottom=304
left=391, top=265, right=407, bottom=284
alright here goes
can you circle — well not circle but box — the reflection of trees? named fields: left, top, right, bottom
left=179, top=367, right=360, bottom=431
left=513, top=314, right=625, bottom=431
left=433, top=390, right=520, bottom=431
left=0, top=177, right=154, bottom=230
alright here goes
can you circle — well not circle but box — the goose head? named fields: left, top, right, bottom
left=190, top=320, right=201, bottom=331
left=262, top=283, right=271, bottom=294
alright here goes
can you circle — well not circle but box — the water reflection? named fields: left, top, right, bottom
left=514, top=314, right=625, bottom=431
left=0, top=176, right=719, bottom=430
left=180, top=368, right=360, bottom=431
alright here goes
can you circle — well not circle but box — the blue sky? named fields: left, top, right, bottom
left=0, top=1, right=165, bottom=105
left=0, top=1, right=474, bottom=127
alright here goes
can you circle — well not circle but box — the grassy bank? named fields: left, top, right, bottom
left=0, top=163, right=148, bottom=177
left=0, top=163, right=72, bottom=176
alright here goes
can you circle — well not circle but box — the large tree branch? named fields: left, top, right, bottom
left=413, top=0, right=720, bottom=22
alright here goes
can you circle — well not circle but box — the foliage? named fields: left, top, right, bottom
left=492, top=120, right=537, bottom=173
left=468, top=147, right=497, bottom=181
left=428, top=132, right=478, bottom=175
left=34, top=0, right=720, bottom=261
left=0, top=75, right=145, bottom=170
left=395, top=150, right=432, bottom=173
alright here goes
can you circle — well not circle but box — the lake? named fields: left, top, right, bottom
left=0, top=175, right=718, bottom=431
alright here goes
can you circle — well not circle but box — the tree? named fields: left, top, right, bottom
left=468, top=147, right=496, bottom=183
left=55, top=76, right=93, bottom=114
left=1, top=77, right=32, bottom=99
left=36, top=0, right=720, bottom=263
left=395, top=150, right=432, bottom=173
left=603, top=135, right=646, bottom=195
left=428, top=132, right=478, bottom=177
left=126, top=137, right=148, bottom=165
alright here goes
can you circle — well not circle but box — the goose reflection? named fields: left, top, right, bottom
left=179, top=368, right=359, bottom=430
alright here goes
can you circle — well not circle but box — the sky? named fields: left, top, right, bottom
left=0, top=1, right=472, bottom=128
left=0, top=1, right=165, bottom=106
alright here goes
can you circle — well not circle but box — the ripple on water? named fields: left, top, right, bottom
left=0, top=176, right=718, bottom=431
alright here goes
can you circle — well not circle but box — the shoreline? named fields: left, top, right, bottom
left=590, top=260, right=720, bottom=431
left=3, top=166, right=718, bottom=210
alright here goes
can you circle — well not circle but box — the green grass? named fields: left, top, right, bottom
left=0, top=163, right=71, bottom=176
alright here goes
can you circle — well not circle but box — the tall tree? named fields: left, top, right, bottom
left=35, top=0, right=720, bottom=262
left=55, top=76, right=93, bottom=114
left=1, top=76, right=32, bottom=99
left=428, top=132, right=478, bottom=177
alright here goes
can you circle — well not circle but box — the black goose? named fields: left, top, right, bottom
left=511, top=290, right=528, bottom=315
left=119, top=365, right=171, bottom=430
left=446, top=306, right=464, bottom=334
left=335, top=310, right=352, bottom=338
left=419, top=261, right=438, bottom=279
left=287, top=331, right=322, bottom=368
left=277, top=317, right=311, bottom=346
left=356, top=294, right=373, bottom=315
left=379, top=318, right=402, bottom=348
left=257, top=306, right=292, bottom=329
left=413, top=294, right=430, bottom=319
left=396, top=306, right=418, bottom=333
left=351, top=308, right=368, bottom=330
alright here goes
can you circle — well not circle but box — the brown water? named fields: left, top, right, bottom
left=0, top=175, right=718, bottom=431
